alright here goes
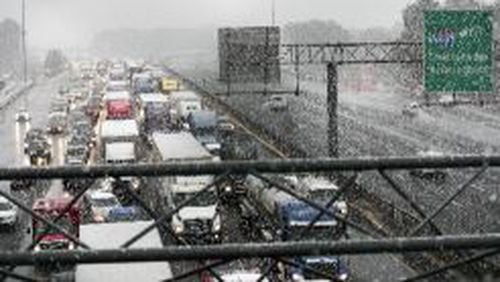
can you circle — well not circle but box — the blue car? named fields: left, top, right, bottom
left=108, top=206, right=137, bottom=222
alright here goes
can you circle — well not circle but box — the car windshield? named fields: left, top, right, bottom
left=308, top=189, right=337, bottom=201
left=286, top=225, right=335, bottom=241
left=67, top=147, right=86, bottom=156
left=34, top=216, right=73, bottom=236
left=0, top=202, right=12, bottom=211
left=92, top=197, right=119, bottom=207
left=173, top=190, right=218, bottom=206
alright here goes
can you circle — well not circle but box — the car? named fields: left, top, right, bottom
left=402, top=102, right=419, bottom=117
left=15, top=108, right=31, bottom=123
left=201, top=270, right=269, bottom=282
left=0, top=196, right=17, bottom=229
left=439, top=95, right=454, bottom=106
left=50, top=100, right=69, bottom=115
left=83, top=191, right=135, bottom=223
left=66, top=142, right=90, bottom=163
left=10, top=179, right=32, bottom=191
left=24, top=128, right=49, bottom=153
left=265, top=94, right=288, bottom=111
left=409, top=150, right=447, bottom=182
left=27, top=141, right=52, bottom=166
left=46, top=112, right=67, bottom=134
left=217, top=115, right=235, bottom=132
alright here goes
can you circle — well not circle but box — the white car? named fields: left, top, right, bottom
left=84, top=191, right=121, bottom=223
left=402, top=102, right=419, bottom=117
left=0, top=196, right=18, bottom=229
left=439, top=95, right=454, bottom=106
left=15, top=108, right=31, bottom=123
left=266, top=94, right=288, bottom=111
left=213, top=272, right=269, bottom=282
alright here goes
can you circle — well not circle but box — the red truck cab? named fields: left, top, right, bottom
left=106, top=99, right=134, bottom=119
left=32, top=196, right=81, bottom=251
left=32, top=196, right=81, bottom=279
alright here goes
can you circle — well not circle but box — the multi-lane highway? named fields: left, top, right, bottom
left=164, top=55, right=500, bottom=280
left=1, top=57, right=497, bottom=282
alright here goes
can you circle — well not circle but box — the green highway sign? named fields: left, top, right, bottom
left=424, top=10, right=494, bottom=93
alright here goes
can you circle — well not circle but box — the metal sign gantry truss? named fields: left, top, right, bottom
left=0, top=155, right=500, bottom=281
left=223, top=40, right=500, bottom=159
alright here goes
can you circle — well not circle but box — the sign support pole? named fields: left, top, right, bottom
left=327, top=62, right=338, bottom=159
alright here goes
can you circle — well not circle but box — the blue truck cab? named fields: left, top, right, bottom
left=246, top=175, right=350, bottom=281
left=279, top=201, right=349, bottom=281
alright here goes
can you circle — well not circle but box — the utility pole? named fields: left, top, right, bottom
left=21, top=0, right=28, bottom=83
left=271, top=0, right=276, bottom=26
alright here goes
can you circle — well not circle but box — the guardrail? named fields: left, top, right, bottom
left=0, top=80, right=34, bottom=109
left=0, top=156, right=499, bottom=281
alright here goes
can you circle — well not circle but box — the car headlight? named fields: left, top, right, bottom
left=224, top=186, right=232, bottom=193
left=212, top=215, right=221, bottom=232
left=34, top=245, right=41, bottom=252
left=68, top=242, right=75, bottom=250
left=291, top=273, right=304, bottom=281
left=173, top=222, right=184, bottom=234
left=335, top=201, right=348, bottom=217
left=338, top=273, right=348, bottom=281
left=93, top=214, right=105, bottom=223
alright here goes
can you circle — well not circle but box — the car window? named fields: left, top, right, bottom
left=0, top=202, right=12, bottom=211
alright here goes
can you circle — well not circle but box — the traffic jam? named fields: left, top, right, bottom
left=0, top=61, right=349, bottom=282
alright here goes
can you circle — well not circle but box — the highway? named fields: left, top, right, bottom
left=165, top=56, right=500, bottom=280
left=179, top=57, right=500, bottom=236
left=0, top=73, right=69, bottom=281
left=0, top=60, right=495, bottom=281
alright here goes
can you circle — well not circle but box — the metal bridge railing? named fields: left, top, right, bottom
left=0, top=155, right=499, bottom=281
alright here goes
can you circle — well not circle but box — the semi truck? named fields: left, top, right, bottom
left=152, top=132, right=221, bottom=243
left=170, top=90, right=202, bottom=122
left=100, top=120, right=141, bottom=201
left=161, top=77, right=181, bottom=94
left=75, top=221, right=172, bottom=281
left=106, top=100, right=134, bottom=119
left=132, top=73, right=157, bottom=94
left=100, top=119, right=140, bottom=152
left=187, top=110, right=221, bottom=155
left=242, top=175, right=349, bottom=281
left=137, top=93, right=170, bottom=135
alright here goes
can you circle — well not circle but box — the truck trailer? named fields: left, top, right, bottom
left=170, top=90, right=202, bottom=122
left=152, top=132, right=221, bottom=243
left=76, top=221, right=172, bottom=281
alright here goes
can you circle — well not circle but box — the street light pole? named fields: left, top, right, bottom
left=21, top=0, right=27, bottom=83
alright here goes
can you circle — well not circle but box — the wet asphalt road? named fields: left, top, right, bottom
left=0, top=74, right=69, bottom=281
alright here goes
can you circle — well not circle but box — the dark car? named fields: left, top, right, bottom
left=24, top=128, right=47, bottom=153
left=50, top=99, right=69, bottom=115
left=46, top=113, right=67, bottom=134
left=26, top=140, right=51, bottom=166
left=63, top=154, right=93, bottom=192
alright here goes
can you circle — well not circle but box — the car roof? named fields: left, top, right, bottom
left=87, top=191, right=116, bottom=200
left=0, top=196, right=11, bottom=204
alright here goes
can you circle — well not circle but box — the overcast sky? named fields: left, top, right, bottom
left=0, top=0, right=494, bottom=49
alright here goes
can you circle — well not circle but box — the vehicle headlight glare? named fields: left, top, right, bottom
left=292, top=273, right=303, bottom=281
left=174, top=223, right=184, bottom=234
